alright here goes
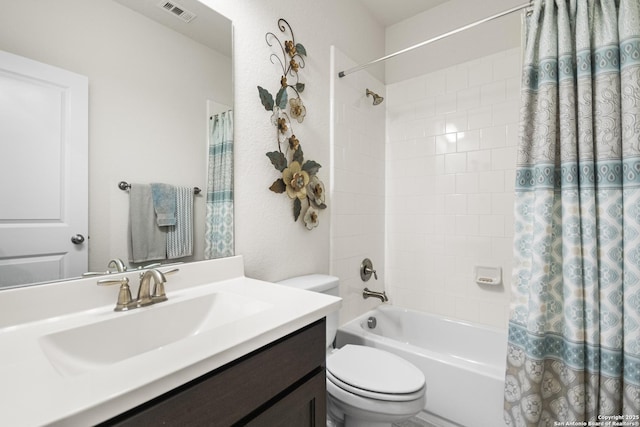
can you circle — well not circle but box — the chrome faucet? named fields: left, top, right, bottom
left=363, top=287, right=388, bottom=302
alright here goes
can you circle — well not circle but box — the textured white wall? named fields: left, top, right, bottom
left=201, top=0, right=385, bottom=282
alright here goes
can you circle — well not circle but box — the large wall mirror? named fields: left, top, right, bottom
left=0, top=0, right=233, bottom=289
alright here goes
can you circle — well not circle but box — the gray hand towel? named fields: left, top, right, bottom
left=129, top=184, right=167, bottom=263
left=151, top=183, right=177, bottom=226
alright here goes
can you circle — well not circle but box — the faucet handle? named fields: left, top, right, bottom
left=365, top=266, right=378, bottom=280
left=97, top=277, right=134, bottom=311
left=360, top=258, right=378, bottom=281
left=160, top=267, right=180, bottom=276
left=82, top=270, right=110, bottom=277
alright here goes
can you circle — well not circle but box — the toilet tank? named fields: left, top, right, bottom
left=277, top=274, right=339, bottom=349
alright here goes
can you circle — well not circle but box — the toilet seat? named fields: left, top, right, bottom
left=326, top=370, right=425, bottom=402
left=326, top=345, right=426, bottom=401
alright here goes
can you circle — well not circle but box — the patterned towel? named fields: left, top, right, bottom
left=167, top=186, right=193, bottom=259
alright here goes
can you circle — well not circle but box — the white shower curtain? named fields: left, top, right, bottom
left=204, top=110, right=234, bottom=259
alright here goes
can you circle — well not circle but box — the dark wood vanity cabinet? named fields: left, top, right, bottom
left=102, top=318, right=326, bottom=427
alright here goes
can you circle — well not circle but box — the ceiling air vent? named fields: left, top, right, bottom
left=157, top=1, right=197, bottom=23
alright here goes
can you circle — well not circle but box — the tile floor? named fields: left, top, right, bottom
left=393, top=416, right=439, bottom=427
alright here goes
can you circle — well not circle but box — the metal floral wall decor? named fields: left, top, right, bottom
left=257, top=18, right=326, bottom=230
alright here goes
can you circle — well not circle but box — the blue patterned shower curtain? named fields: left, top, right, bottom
left=504, top=0, right=640, bottom=424
left=204, top=110, right=234, bottom=259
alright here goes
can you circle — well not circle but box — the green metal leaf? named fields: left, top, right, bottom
left=276, top=87, right=288, bottom=110
left=296, top=43, right=307, bottom=57
left=257, top=86, right=274, bottom=111
left=292, top=146, right=304, bottom=164
left=296, top=82, right=305, bottom=93
left=293, top=198, right=302, bottom=221
left=301, top=160, right=321, bottom=176
left=266, top=151, right=287, bottom=172
left=269, top=178, right=286, bottom=193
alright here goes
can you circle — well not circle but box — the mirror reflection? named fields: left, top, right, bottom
left=0, top=0, right=233, bottom=289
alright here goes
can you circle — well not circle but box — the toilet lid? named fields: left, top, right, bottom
left=326, top=345, right=425, bottom=395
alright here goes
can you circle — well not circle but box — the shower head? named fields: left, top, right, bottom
left=366, top=89, right=384, bottom=106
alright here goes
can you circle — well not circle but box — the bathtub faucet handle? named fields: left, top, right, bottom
left=368, top=267, right=378, bottom=280
left=360, top=258, right=378, bottom=281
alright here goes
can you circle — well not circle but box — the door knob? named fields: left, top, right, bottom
left=71, top=234, right=85, bottom=244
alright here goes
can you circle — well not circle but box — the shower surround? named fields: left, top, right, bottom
left=385, top=47, right=521, bottom=329
left=331, top=46, right=520, bottom=329
left=330, top=46, right=386, bottom=324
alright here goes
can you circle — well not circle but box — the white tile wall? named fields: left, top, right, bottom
left=331, top=47, right=387, bottom=324
left=385, top=47, right=521, bottom=330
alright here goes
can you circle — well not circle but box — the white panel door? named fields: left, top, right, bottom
left=0, top=50, right=88, bottom=288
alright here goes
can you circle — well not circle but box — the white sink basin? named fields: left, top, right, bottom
left=0, top=256, right=342, bottom=427
left=39, top=291, right=272, bottom=376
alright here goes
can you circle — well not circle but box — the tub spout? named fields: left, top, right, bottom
left=363, top=287, right=388, bottom=302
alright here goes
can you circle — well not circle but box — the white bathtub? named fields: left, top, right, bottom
left=336, top=305, right=508, bottom=427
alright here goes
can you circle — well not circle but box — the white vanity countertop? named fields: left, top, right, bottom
left=0, top=256, right=341, bottom=426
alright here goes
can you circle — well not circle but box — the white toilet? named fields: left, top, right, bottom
left=278, top=274, right=426, bottom=427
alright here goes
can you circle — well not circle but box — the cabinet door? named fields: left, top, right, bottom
left=101, top=319, right=326, bottom=427
left=245, top=370, right=326, bottom=427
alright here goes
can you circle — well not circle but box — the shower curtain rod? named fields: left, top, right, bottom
left=338, top=2, right=531, bottom=78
